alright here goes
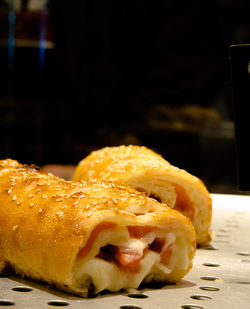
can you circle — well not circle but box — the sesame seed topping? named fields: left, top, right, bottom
left=61, top=205, right=66, bottom=209
left=56, top=211, right=64, bottom=218
left=42, top=194, right=48, bottom=199
left=7, top=188, right=12, bottom=194
left=38, top=208, right=43, bottom=213
left=118, top=185, right=127, bottom=189
left=86, top=211, right=93, bottom=217
left=36, top=188, right=42, bottom=193
left=56, top=198, right=63, bottom=202
left=12, top=195, right=17, bottom=201
left=130, top=193, right=137, bottom=197
left=30, top=203, right=35, bottom=207
left=73, top=201, right=79, bottom=206
left=12, top=225, right=19, bottom=231
left=28, top=194, right=34, bottom=198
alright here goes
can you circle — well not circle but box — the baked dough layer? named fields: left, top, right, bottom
left=0, top=159, right=196, bottom=296
left=73, top=145, right=212, bottom=244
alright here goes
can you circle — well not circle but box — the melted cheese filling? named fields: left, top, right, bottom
left=73, top=228, right=189, bottom=293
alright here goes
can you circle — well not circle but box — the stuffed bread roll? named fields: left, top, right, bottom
left=73, top=145, right=212, bottom=244
left=0, top=159, right=196, bottom=297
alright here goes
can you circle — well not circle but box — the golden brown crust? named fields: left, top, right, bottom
left=0, top=159, right=196, bottom=296
left=73, top=145, right=212, bottom=244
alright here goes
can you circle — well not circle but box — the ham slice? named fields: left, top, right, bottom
left=79, top=224, right=174, bottom=273
left=78, top=222, right=117, bottom=258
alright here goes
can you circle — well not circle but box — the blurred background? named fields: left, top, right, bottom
left=0, top=0, right=250, bottom=193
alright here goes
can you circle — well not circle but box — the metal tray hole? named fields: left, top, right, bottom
left=236, top=281, right=250, bottom=284
left=190, top=294, right=212, bottom=300
left=202, top=262, right=220, bottom=267
left=201, top=276, right=220, bottom=281
left=120, top=305, right=142, bottom=309
left=12, top=286, right=32, bottom=292
left=0, top=300, right=15, bottom=306
left=181, top=305, right=204, bottom=309
left=219, top=228, right=230, bottom=233
left=215, top=234, right=230, bottom=238
left=197, top=244, right=218, bottom=250
left=237, top=252, right=250, bottom=256
left=225, top=224, right=239, bottom=228
left=127, top=293, right=148, bottom=299
left=47, top=300, right=69, bottom=306
left=200, top=286, right=220, bottom=291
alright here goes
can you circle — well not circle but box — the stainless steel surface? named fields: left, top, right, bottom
left=1, top=194, right=250, bottom=308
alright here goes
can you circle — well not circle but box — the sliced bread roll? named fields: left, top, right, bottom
left=73, top=145, right=212, bottom=244
left=0, top=159, right=196, bottom=296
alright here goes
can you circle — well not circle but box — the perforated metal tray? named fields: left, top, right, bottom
left=1, top=194, right=250, bottom=309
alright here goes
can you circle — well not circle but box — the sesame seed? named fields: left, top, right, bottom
left=12, top=195, right=17, bottom=201
left=112, top=198, right=118, bottom=204
left=61, top=205, right=66, bottom=209
left=56, top=198, right=63, bottom=202
left=30, top=203, right=35, bottom=207
left=42, top=194, right=48, bottom=199
left=56, top=211, right=64, bottom=218
left=36, top=188, right=42, bottom=193
left=28, top=194, right=34, bottom=198
left=38, top=208, right=43, bottom=213
left=130, top=193, right=138, bottom=197
left=12, top=225, right=19, bottom=231
left=73, top=201, right=79, bottom=206
left=119, top=185, right=127, bottom=189
left=86, top=211, right=93, bottom=217
left=7, top=188, right=12, bottom=194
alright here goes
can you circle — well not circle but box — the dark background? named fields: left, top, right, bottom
left=1, top=0, right=250, bottom=193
